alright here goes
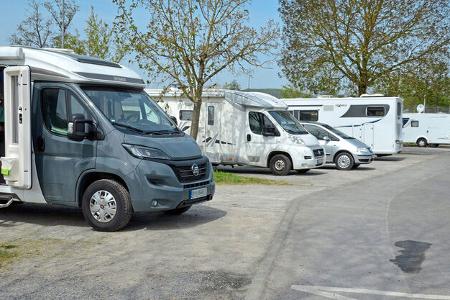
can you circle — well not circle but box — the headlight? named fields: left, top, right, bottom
left=357, top=147, right=371, bottom=154
left=289, top=135, right=305, bottom=145
left=122, top=144, right=170, bottom=160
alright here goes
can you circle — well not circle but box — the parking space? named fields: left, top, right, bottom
left=1, top=147, right=450, bottom=299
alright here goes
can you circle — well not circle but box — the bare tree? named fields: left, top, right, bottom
left=280, top=0, right=450, bottom=96
left=114, top=0, right=278, bottom=139
left=44, top=0, right=79, bottom=48
left=10, top=0, right=53, bottom=48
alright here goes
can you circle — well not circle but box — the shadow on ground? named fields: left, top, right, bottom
left=0, top=203, right=226, bottom=231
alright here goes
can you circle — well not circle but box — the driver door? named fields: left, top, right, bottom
left=246, top=111, right=277, bottom=166
left=33, top=83, right=97, bottom=204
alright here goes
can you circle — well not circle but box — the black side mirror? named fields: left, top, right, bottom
left=170, top=115, right=178, bottom=125
left=262, top=126, right=278, bottom=137
left=68, top=114, right=96, bottom=141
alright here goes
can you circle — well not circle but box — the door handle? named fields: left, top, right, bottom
left=247, top=134, right=251, bottom=142
left=36, top=136, right=45, bottom=152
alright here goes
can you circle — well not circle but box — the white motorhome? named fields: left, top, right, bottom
left=283, top=96, right=403, bottom=155
left=147, top=89, right=325, bottom=176
left=0, top=46, right=215, bottom=231
left=402, top=113, right=450, bottom=147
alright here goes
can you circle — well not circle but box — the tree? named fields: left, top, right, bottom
left=114, top=0, right=278, bottom=139
left=10, top=0, right=53, bottom=48
left=84, top=8, right=127, bottom=62
left=44, top=0, right=79, bottom=48
left=280, top=0, right=450, bottom=96
left=280, top=86, right=311, bottom=98
left=223, top=80, right=241, bottom=90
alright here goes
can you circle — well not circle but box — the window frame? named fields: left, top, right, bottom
left=207, top=105, right=215, bottom=126
left=179, top=109, right=193, bottom=121
left=411, top=120, right=419, bottom=127
left=366, top=106, right=386, bottom=117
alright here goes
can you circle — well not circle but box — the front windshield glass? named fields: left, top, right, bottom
left=322, top=124, right=354, bottom=139
left=268, top=111, right=308, bottom=135
left=81, top=86, right=178, bottom=134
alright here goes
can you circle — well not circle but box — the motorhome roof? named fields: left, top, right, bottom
left=0, top=46, right=145, bottom=88
left=146, top=88, right=287, bottom=109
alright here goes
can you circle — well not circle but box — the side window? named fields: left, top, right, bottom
left=207, top=106, right=214, bottom=125
left=249, top=111, right=263, bottom=135
left=300, top=110, right=318, bottom=121
left=367, top=106, right=385, bottom=117
left=304, top=124, right=336, bottom=141
left=397, top=102, right=402, bottom=116
left=402, top=118, right=410, bottom=127
left=180, top=110, right=193, bottom=121
left=411, top=120, right=419, bottom=127
left=69, top=92, right=90, bottom=119
left=42, top=89, right=68, bottom=135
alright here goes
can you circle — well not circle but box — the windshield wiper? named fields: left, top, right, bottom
left=145, top=129, right=182, bottom=136
left=111, top=122, right=146, bottom=134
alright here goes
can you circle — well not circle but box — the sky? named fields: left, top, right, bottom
left=0, top=0, right=287, bottom=89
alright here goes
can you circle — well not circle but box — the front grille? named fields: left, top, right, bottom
left=313, top=149, right=324, bottom=157
left=173, top=163, right=208, bottom=183
left=184, top=180, right=211, bottom=189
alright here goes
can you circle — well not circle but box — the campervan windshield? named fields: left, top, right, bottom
left=321, top=124, right=354, bottom=139
left=268, top=111, right=308, bottom=135
left=82, top=86, right=179, bottom=135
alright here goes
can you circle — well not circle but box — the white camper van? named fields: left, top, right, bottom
left=283, top=96, right=403, bottom=155
left=0, top=46, right=215, bottom=231
left=403, top=113, right=450, bottom=147
left=147, top=89, right=325, bottom=176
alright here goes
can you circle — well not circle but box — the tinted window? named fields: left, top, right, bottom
left=367, top=106, right=385, bottom=117
left=411, top=120, right=419, bottom=127
left=402, top=118, right=410, bottom=127
left=180, top=110, right=193, bottom=121
left=295, top=110, right=319, bottom=121
left=397, top=102, right=402, bottom=116
left=249, top=112, right=277, bottom=135
left=304, top=124, right=338, bottom=141
left=42, top=89, right=68, bottom=135
left=207, top=106, right=214, bottom=125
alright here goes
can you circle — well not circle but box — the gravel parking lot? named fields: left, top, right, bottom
left=1, top=146, right=450, bottom=299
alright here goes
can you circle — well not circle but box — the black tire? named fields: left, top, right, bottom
left=334, top=152, right=354, bottom=170
left=416, top=138, right=428, bottom=147
left=269, top=154, right=292, bottom=176
left=352, top=163, right=360, bottom=169
left=296, top=169, right=310, bottom=174
left=165, top=206, right=192, bottom=215
left=81, top=179, right=133, bottom=232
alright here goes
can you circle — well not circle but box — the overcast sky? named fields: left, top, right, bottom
left=0, top=0, right=287, bottom=89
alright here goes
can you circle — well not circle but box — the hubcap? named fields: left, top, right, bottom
left=419, top=140, right=426, bottom=147
left=90, top=190, right=117, bottom=223
left=337, top=155, right=351, bottom=169
left=274, top=159, right=286, bottom=171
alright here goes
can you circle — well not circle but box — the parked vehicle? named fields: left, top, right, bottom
left=283, top=95, right=403, bottom=155
left=0, top=46, right=215, bottom=231
left=147, top=89, right=325, bottom=176
left=402, top=113, right=450, bottom=147
left=301, top=122, right=374, bottom=170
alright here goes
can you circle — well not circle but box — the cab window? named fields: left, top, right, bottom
left=249, top=112, right=277, bottom=135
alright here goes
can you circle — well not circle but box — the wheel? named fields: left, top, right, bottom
left=334, top=152, right=354, bottom=170
left=165, top=206, right=192, bottom=215
left=269, top=154, right=292, bottom=176
left=82, top=179, right=133, bottom=232
left=416, top=138, right=428, bottom=147
left=296, top=169, right=310, bottom=174
left=352, top=163, right=360, bottom=169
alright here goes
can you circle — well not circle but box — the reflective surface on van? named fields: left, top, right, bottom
left=82, top=86, right=180, bottom=136
left=268, top=111, right=309, bottom=135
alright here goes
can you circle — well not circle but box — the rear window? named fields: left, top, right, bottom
left=291, top=110, right=318, bottom=121
left=367, top=106, right=386, bottom=117
left=411, top=120, right=419, bottom=127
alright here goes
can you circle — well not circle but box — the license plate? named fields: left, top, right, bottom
left=189, top=187, right=207, bottom=200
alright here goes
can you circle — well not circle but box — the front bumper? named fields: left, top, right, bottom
left=354, top=154, right=374, bottom=164
left=129, top=157, right=215, bottom=212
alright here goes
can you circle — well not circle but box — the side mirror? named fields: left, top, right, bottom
left=262, top=126, right=278, bottom=137
left=170, top=115, right=178, bottom=125
left=68, top=114, right=96, bottom=141
left=323, top=136, right=331, bottom=142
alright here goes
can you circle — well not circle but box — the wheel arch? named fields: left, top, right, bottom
left=333, top=150, right=354, bottom=163
left=76, top=171, right=129, bottom=207
left=267, top=151, right=293, bottom=168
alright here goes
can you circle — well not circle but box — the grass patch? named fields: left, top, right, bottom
left=0, top=243, right=18, bottom=267
left=214, top=170, right=289, bottom=185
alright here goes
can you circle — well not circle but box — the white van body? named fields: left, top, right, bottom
left=146, top=89, right=326, bottom=175
left=282, top=96, right=404, bottom=155
left=403, top=113, right=450, bottom=147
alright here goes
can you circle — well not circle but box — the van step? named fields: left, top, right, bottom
left=0, top=198, right=14, bottom=208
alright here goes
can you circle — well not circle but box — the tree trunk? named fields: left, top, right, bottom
left=190, top=99, right=202, bottom=140
left=358, top=81, right=368, bottom=96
